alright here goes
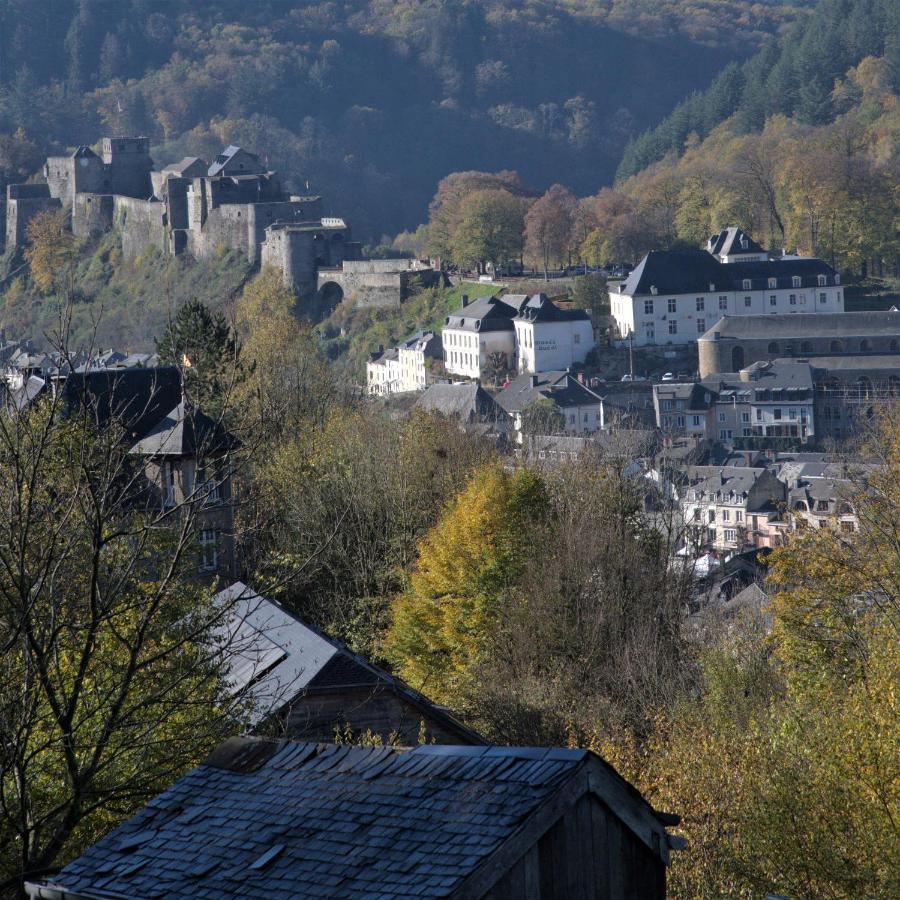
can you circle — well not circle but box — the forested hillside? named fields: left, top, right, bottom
left=617, top=0, right=899, bottom=179
left=0, top=0, right=806, bottom=238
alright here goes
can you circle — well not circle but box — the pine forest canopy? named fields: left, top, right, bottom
left=0, top=0, right=810, bottom=240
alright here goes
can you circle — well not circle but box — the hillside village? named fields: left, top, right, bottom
left=1, top=0, right=898, bottom=897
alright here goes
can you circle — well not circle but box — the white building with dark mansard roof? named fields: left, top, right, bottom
left=610, top=228, right=844, bottom=347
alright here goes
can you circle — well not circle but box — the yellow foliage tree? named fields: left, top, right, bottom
left=24, top=207, right=77, bottom=295
left=384, top=464, right=545, bottom=705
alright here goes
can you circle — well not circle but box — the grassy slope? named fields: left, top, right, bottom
left=0, top=233, right=251, bottom=351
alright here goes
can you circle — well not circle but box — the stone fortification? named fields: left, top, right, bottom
left=4, top=137, right=437, bottom=309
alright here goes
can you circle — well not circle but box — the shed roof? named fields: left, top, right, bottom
left=34, top=737, right=675, bottom=898
left=211, top=582, right=483, bottom=742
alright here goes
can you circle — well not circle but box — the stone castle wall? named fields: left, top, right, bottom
left=5, top=184, right=61, bottom=249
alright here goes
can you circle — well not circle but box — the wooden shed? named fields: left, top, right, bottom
left=27, top=739, right=681, bottom=899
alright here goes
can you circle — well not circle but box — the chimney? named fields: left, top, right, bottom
left=530, top=374, right=539, bottom=387
left=461, top=294, right=469, bottom=308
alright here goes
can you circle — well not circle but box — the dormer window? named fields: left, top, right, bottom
left=650, top=285, right=658, bottom=295
left=817, top=274, right=827, bottom=286
left=742, top=279, right=751, bottom=290
left=768, top=277, right=777, bottom=289
left=792, top=276, right=802, bottom=288
left=835, top=274, right=840, bottom=285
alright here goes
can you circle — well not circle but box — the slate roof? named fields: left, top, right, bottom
left=162, top=156, right=208, bottom=177
left=444, top=295, right=520, bottom=332
left=415, top=381, right=507, bottom=422
left=208, top=145, right=265, bottom=177
left=708, top=227, right=765, bottom=258
left=61, top=367, right=183, bottom=440
left=35, top=737, right=674, bottom=899
left=618, top=249, right=837, bottom=298
left=212, top=582, right=483, bottom=741
left=514, top=293, right=589, bottom=323
left=699, top=310, right=900, bottom=341
left=128, top=402, right=237, bottom=457
left=495, top=371, right=603, bottom=413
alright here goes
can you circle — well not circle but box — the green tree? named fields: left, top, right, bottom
left=156, top=299, right=243, bottom=410
left=519, top=397, right=565, bottom=436
left=571, top=272, right=609, bottom=317
left=449, top=189, right=527, bottom=272
left=0, top=391, right=242, bottom=893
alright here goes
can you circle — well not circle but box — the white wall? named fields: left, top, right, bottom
left=514, top=320, right=594, bottom=373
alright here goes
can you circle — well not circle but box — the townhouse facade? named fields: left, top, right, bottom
left=366, top=331, right=443, bottom=396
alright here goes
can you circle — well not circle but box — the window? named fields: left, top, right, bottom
left=818, top=274, right=827, bottom=286
left=819, top=292, right=827, bottom=304
left=693, top=508, right=701, bottom=521
left=569, top=413, right=576, bottom=424
left=662, top=400, right=674, bottom=411
left=756, top=409, right=762, bottom=421
left=742, top=279, right=751, bottom=290
left=719, top=429, right=728, bottom=440
left=583, top=413, right=589, bottom=423
left=835, top=274, right=841, bottom=285
left=792, top=276, right=801, bottom=287
left=789, top=408, right=797, bottom=420
left=677, top=415, right=685, bottom=428
left=789, top=293, right=797, bottom=305
left=718, top=412, right=726, bottom=423
left=743, top=427, right=752, bottom=436
left=724, top=529, right=737, bottom=542
left=164, top=464, right=176, bottom=507
left=816, top=500, right=829, bottom=512
left=668, top=320, right=678, bottom=335
left=696, top=318, right=706, bottom=333
left=644, top=299, right=654, bottom=315
left=736, top=510, right=744, bottom=523
left=692, top=415, right=701, bottom=426
left=667, top=298, right=677, bottom=313
left=195, top=460, right=220, bottom=503
left=744, top=296, right=752, bottom=307
left=574, top=333, right=580, bottom=344
left=769, top=295, right=777, bottom=307
left=741, top=412, right=750, bottom=423
left=644, top=323, right=655, bottom=342
left=708, top=509, right=715, bottom=523
left=199, top=530, right=218, bottom=572
left=774, top=408, right=782, bottom=420
left=721, top=509, right=730, bottom=522
left=718, top=296, right=728, bottom=310
left=696, top=297, right=705, bottom=311
left=768, top=277, right=777, bottom=289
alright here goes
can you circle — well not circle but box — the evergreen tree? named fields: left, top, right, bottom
left=156, top=299, right=243, bottom=409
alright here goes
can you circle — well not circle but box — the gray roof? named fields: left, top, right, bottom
left=416, top=381, right=506, bottom=422
left=708, top=227, right=765, bottom=258
left=700, top=311, right=900, bottom=341
left=162, top=156, right=208, bottom=176
left=514, top=293, right=590, bottom=323
left=495, top=371, right=603, bottom=413
left=208, top=145, right=264, bottom=177
left=212, top=582, right=483, bottom=740
left=805, top=355, right=900, bottom=373
left=444, top=295, right=520, bottom=333
left=619, top=249, right=836, bottom=298
left=128, top=401, right=236, bottom=457
left=38, top=737, right=673, bottom=898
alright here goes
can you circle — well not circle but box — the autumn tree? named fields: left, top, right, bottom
left=0, top=372, right=253, bottom=893
left=571, top=272, right=609, bottom=318
left=384, top=464, right=546, bottom=704
left=449, top=188, right=527, bottom=272
left=426, top=170, right=525, bottom=261
left=524, top=183, right=577, bottom=278
left=519, top=397, right=565, bottom=437
left=24, top=208, right=77, bottom=296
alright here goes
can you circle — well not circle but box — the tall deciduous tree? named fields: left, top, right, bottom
left=449, top=188, right=526, bottom=272
left=24, top=208, right=77, bottom=296
left=384, top=464, right=546, bottom=704
left=524, top=183, right=577, bottom=278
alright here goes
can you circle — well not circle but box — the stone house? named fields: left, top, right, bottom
left=512, top=293, right=594, bottom=373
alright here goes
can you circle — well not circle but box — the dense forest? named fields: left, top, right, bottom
left=0, top=0, right=809, bottom=238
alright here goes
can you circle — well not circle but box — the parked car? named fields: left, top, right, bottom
left=661, top=372, right=676, bottom=382
left=621, top=374, right=647, bottom=382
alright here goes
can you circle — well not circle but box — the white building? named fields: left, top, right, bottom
left=513, top=294, right=594, bottom=374
left=366, top=347, right=401, bottom=396
left=442, top=294, right=526, bottom=380
left=610, top=227, right=844, bottom=348
left=366, top=331, right=443, bottom=396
